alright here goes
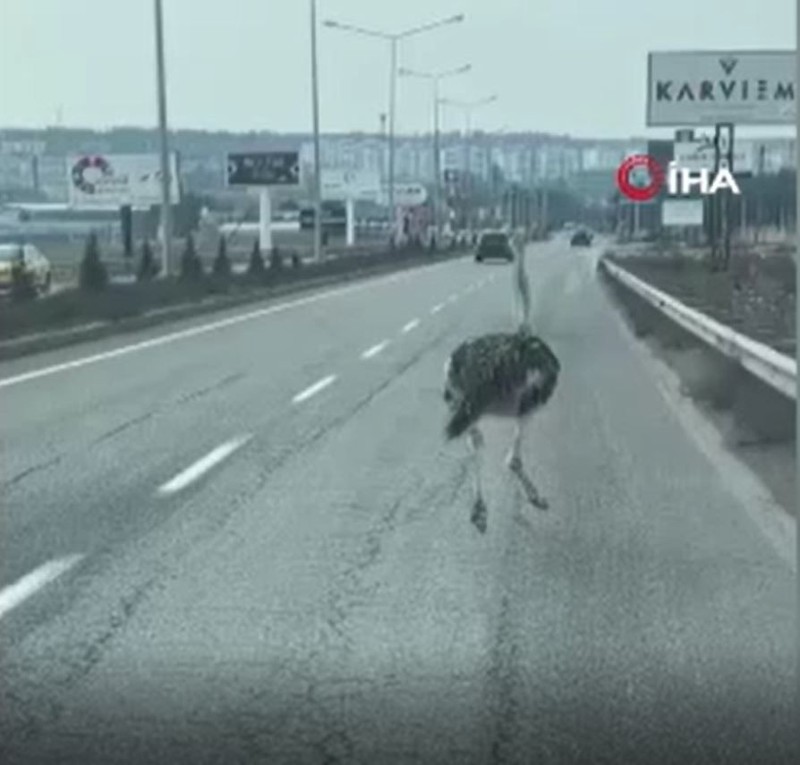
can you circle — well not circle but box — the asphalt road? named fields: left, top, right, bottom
left=0, top=237, right=795, bottom=765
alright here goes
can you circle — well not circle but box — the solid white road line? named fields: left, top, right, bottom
left=431, top=303, right=445, bottom=314
left=0, top=555, right=84, bottom=621
left=157, top=435, right=252, bottom=496
left=361, top=341, right=389, bottom=360
left=0, top=259, right=463, bottom=391
left=402, top=319, right=420, bottom=333
left=292, top=374, right=337, bottom=404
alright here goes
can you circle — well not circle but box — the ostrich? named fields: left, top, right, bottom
left=443, top=231, right=560, bottom=533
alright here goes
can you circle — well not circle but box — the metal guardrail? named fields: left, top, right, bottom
left=601, top=257, right=797, bottom=401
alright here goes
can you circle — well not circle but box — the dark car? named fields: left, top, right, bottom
left=299, top=201, right=347, bottom=233
left=475, top=231, right=514, bottom=262
left=570, top=229, right=593, bottom=247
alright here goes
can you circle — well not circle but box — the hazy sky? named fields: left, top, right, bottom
left=0, top=0, right=794, bottom=138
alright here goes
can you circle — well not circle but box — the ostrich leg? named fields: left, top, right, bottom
left=506, top=418, right=548, bottom=510
left=467, top=425, right=488, bottom=533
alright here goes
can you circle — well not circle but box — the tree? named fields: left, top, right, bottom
left=10, top=248, right=36, bottom=302
left=137, top=239, right=159, bottom=281
left=180, top=233, right=203, bottom=280
left=79, top=232, right=108, bottom=291
left=269, top=246, right=284, bottom=271
left=212, top=236, right=232, bottom=278
left=248, top=238, right=266, bottom=276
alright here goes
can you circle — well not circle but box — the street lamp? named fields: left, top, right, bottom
left=323, top=13, right=465, bottom=245
left=439, top=95, right=498, bottom=229
left=310, top=0, right=323, bottom=262
left=398, top=64, right=471, bottom=242
left=153, top=0, right=172, bottom=276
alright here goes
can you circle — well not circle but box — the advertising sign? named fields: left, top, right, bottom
left=226, top=151, right=300, bottom=186
left=320, top=169, right=381, bottom=200
left=388, top=183, right=428, bottom=207
left=647, top=50, right=795, bottom=126
left=661, top=199, right=704, bottom=226
left=67, top=153, right=180, bottom=208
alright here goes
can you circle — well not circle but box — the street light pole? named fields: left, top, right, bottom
left=323, top=14, right=465, bottom=247
left=153, top=0, right=172, bottom=276
left=439, top=95, right=497, bottom=230
left=388, top=37, right=398, bottom=241
left=433, top=77, right=441, bottom=240
left=399, top=64, right=471, bottom=243
left=310, top=0, right=323, bottom=262
left=794, top=0, right=799, bottom=560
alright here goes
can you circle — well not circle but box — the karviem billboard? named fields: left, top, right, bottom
left=647, top=50, right=795, bottom=126
left=67, top=153, right=181, bottom=209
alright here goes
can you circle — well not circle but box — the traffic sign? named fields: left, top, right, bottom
left=226, top=151, right=300, bottom=186
left=388, top=183, right=428, bottom=207
left=674, top=140, right=753, bottom=174
left=320, top=169, right=381, bottom=201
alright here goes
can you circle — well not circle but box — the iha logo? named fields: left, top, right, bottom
left=616, top=154, right=741, bottom=201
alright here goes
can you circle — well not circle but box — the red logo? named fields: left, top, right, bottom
left=70, top=155, right=112, bottom=194
left=616, top=154, right=664, bottom=201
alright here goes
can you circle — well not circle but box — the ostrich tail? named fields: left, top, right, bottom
left=445, top=404, right=475, bottom=440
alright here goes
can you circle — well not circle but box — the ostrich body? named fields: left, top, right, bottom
left=443, top=231, right=560, bottom=533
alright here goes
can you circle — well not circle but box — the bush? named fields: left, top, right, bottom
left=248, top=238, right=266, bottom=277
left=10, top=251, right=37, bottom=302
left=137, top=239, right=159, bottom=281
left=269, top=246, right=284, bottom=271
left=212, top=236, right=232, bottom=278
left=180, top=234, right=203, bottom=281
left=79, top=232, right=108, bottom=292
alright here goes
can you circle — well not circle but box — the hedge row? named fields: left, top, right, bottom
left=0, top=238, right=470, bottom=342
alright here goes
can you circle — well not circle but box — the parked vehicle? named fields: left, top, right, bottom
left=0, top=242, right=52, bottom=296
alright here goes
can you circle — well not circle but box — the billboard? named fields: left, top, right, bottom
left=226, top=151, right=300, bottom=186
left=386, top=183, right=428, bottom=207
left=647, top=51, right=795, bottom=126
left=67, top=153, right=180, bottom=209
left=662, top=199, right=704, bottom=227
left=320, top=169, right=381, bottom=201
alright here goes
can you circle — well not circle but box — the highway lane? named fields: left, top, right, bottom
left=0, top=256, right=485, bottom=597
left=0, top=239, right=795, bottom=764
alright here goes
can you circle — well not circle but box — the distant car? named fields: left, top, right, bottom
left=475, top=231, right=514, bottom=262
left=0, top=243, right=52, bottom=296
left=570, top=230, right=593, bottom=247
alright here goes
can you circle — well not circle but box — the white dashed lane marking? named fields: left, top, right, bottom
left=0, top=259, right=460, bottom=391
left=431, top=303, right=445, bottom=314
left=157, top=434, right=253, bottom=496
left=292, top=374, right=337, bottom=404
left=402, top=319, right=420, bottom=333
left=0, top=555, right=84, bottom=621
left=361, top=341, right=389, bottom=360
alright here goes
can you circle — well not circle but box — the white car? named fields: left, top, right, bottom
left=0, top=243, right=52, bottom=296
